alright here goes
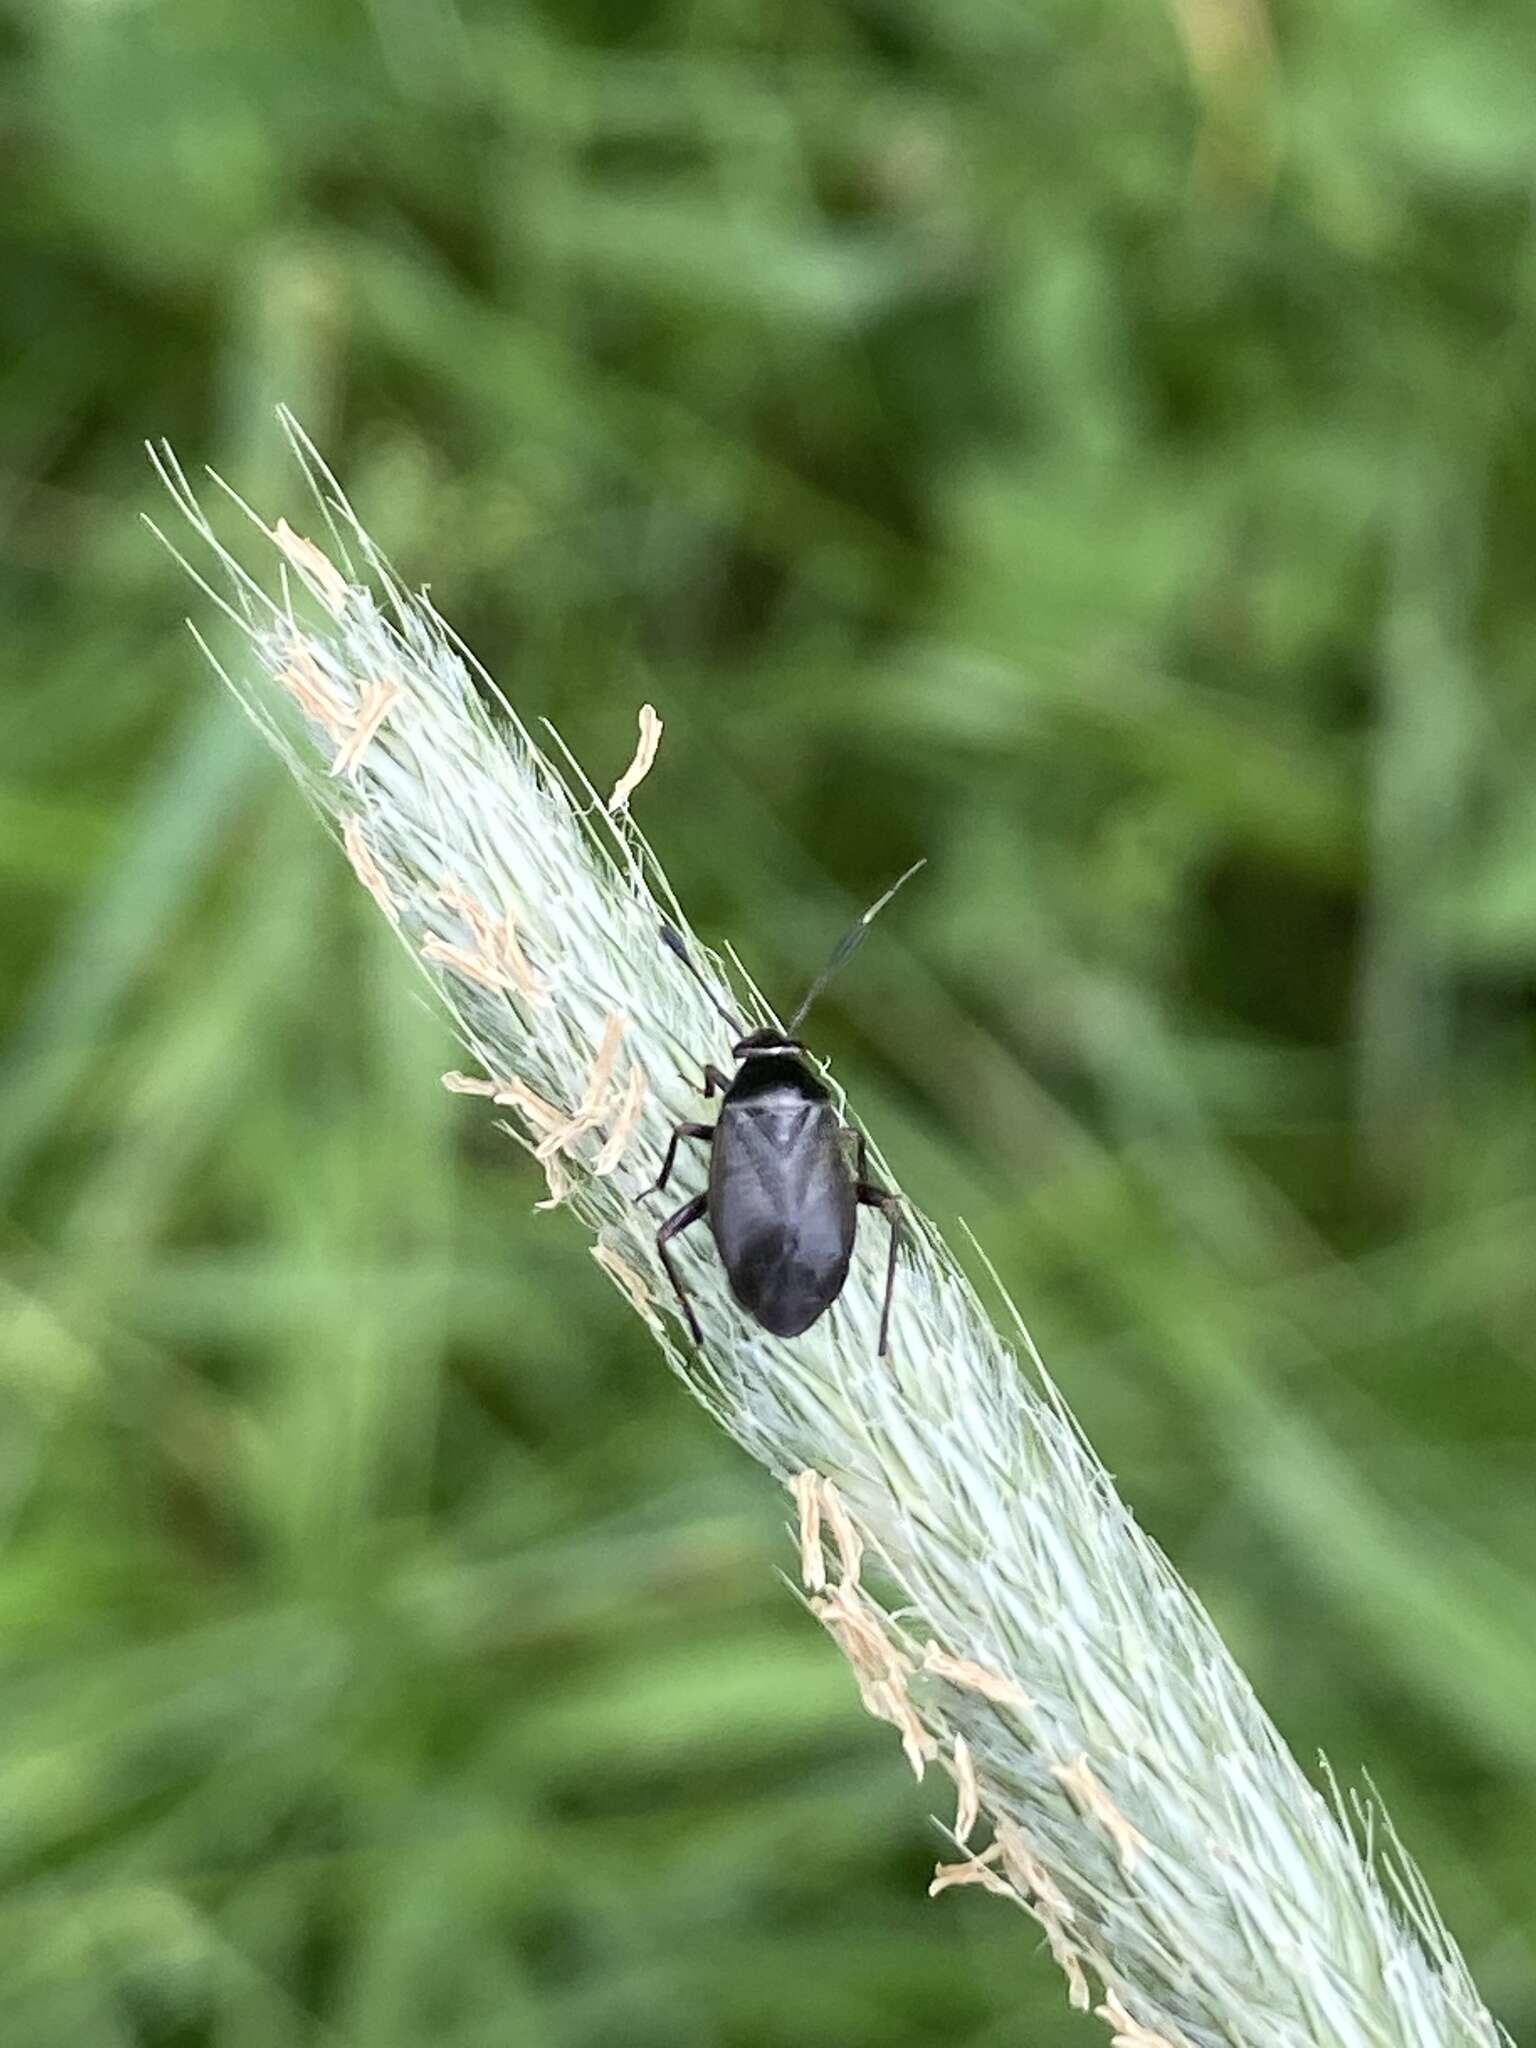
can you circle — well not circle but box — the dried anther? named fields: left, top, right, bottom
left=789, top=1470, right=826, bottom=1593
left=423, top=884, right=548, bottom=1000
left=928, top=1816, right=1090, bottom=2013
left=536, top=1150, right=574, bottom=1211
left=794, top=1474, right=933, bottom=1779
left=1047, top=1925, right=1092, bottom=2013
left=276, top=640, right=351, bottom=739
left=591, top=1244, right=660, bottom=1327
left=342, top=814, right=401, bottom=925
left=272, top=518, right=350, bottom=614
left=593, top=1059, right=648, bottom=1175
left=811, top=1581, right=935, bottom=1780
left=492, top=1078, right=566, bottom=1134
left=607, top=702, right=663, bottom=812
left=950, top=1734, right=979, bottom=1844
left=995, top=1821, right=1087, bottom=2008
left=1053, top=1754, right=1150, bottom=1875
left=440, top=1066, right=589, bottom=1210
left=447, top=884, right=548, bottom=998
left=921, top=1642, right=1034, bottom=1713
left=441, top=1068, right=565, bottom=1138
left=1097, top=1988, right=1185, bottom=2048
left=329, top=675, right=400, bottom=777
left=422, top=933, right=507, bottom=993
left=994, top=1820, right=1074, bottom=1924
left=929, top=1842, right=1015, bottom=1901
left=818, top=1476, right=865, bottom=1593
left=535, top=1013, right=627, bottom=1160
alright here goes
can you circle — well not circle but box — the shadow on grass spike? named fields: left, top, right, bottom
left=649, top=860, right=926, bottom=1358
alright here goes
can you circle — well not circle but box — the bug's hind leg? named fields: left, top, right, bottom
left=656, top=1191, right=709, bottom=1346
left=852, top=1133, right=902, bottom=1360
left=645, top=1121, right=713, bottom=1197
left=857, top=1185, right=902, bottom=1361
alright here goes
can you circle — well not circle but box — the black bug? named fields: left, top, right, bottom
left=648, top=864, right=923, bottom=1358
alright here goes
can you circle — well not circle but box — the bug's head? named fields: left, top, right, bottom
left=731, top=1026, right=806, bottom=1059
left=661, top=858, right=924, bottom=1065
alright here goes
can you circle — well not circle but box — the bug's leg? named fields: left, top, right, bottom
left=702, top=1064, right=732, bottom=1099
left=645, top=1121, right=714, bottom=1197
left=856, top=1186, right=902, bottom=1361
left=656, top=1191, right=709, bottom=1346
left=853, top=1138, right=902, bottom=1359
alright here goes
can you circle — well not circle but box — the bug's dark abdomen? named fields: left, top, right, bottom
left=708, top=1087, right=856, bottom=1339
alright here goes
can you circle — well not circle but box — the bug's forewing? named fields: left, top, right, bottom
left=709, top=1103, right=857, bottom=1334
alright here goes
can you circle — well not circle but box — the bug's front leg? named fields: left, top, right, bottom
left=701, top=1064, right=732, bottom=1099
left=645, top=1121, right=714, bottom=1197
left=851, top=1132, right=902, bottom=1361
left=656, top=1191, right=709, bottom=1346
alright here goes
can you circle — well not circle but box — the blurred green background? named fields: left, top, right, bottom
left=4, top=0, right=1536, bottom=2041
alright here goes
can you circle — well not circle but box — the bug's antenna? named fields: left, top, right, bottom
left=787, top=858, right=926, bottom=1035
left=661, top=925, right=749, bottom=1036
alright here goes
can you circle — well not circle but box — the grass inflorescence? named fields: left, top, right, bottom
left=149, top=417, right=1505, bottom=2048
